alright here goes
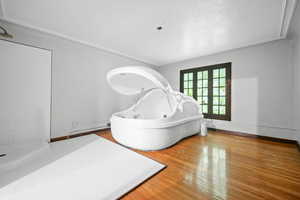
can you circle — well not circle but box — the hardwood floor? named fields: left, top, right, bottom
left=97, top=130, right=300, bottom=200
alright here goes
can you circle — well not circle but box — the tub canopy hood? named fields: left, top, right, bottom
left=107, top=66, right=205, bottom=151
left=107, top=66, right=172, bottom=95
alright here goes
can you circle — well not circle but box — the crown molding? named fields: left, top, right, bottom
left=0, top=17, right=157, bottom=66
left=159, top=36, right=285, bottom=67
left=1, top=0, right=294, bottom=66
left=280, top=0, right=298, bottom=37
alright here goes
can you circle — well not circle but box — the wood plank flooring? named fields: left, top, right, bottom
left=97, top=130, right=300, bottom=200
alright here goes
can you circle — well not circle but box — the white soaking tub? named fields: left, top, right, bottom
left=107, top=66, right=206, bottom=151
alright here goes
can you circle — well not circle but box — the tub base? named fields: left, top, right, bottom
left=111, top=118, right=202, bottom=151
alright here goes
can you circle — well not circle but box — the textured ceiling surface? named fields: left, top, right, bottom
left=0, top=0, right=294, bottom=65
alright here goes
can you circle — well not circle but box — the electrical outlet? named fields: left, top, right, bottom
left=72, top=121, right=79, bottom=129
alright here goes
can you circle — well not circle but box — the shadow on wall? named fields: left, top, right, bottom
left=159, top=40, right=294, bottom=140
left=212, top=61, right=293, bottom=139
left=237, top=46, right=293, bottom=139
left=217, top=47, right=293, bottom=139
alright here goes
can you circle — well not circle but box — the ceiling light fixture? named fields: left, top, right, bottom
left=156, top=26, right=163, bottom=30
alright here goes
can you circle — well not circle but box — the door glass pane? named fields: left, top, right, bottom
left=184, top=89, right=188, bottom=95
left=184, top=73, right=188, bottom=80
left=213, top=97, right=219, bottom=105
left=213, top=79, right=219, bottom=87
left=220, top=68, right=226, bottom=77
left=198, top=97, right=203, bottom=104
left=203, top=88, right=208, bottom=96
left=213, top=106, right=219, bottom=114
left=220, top=87, right=225, bottom=96
left=220, top=97, right=226, bottom=105
left=203, top=97, right=208, bottom=104
left=220, top=106, right=226, bottom=115
left=202, top=105, right=208, bottom=113
left=198, top=72, right=203, bottom=79
left=219, top=78, right=225, bottom=87
left=198, top=88, right=202, bottom=95
left=213, top=88, right=219, bottom=96
left=198, top=80, right=202, bottom=87
left=203, top=71, right=208, bottom=79
left=213, top=69, right=219, bottom=78
left=188, top=89, right=193, bottom=96
left=188, top=73, right=193, bottom=80
left=184, top=81, right=188, bottom=88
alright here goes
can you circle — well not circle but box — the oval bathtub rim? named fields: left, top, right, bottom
left=111, top=114, right=203, bottom=129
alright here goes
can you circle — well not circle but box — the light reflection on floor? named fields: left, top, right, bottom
left=184, top=145, right=227, bottom=199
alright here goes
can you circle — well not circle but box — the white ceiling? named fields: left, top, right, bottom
left=0, top=0, right=297, bottom=66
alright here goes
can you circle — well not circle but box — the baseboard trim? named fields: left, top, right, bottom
left=297, top=142, right=300, bottom=152
left=208, top=128, right=298, bottom=144
left=51, top=127, right=300, bottom=152
left=50, top=127, right=111, bottom=142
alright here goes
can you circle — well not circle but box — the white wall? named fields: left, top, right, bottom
left=0, top=20, right=154, bottom=139
left=289, top=3, right=300, bottom=143
left=0, top=39, right=51, bottom=145
left=0, top=4, right=3, bottom=17
left=158, top=40, right=295, bottom=140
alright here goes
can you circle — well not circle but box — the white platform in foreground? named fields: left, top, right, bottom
left=0, top=143, right=48, bottom=172
left=0, top=135, right=165, bottom=200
